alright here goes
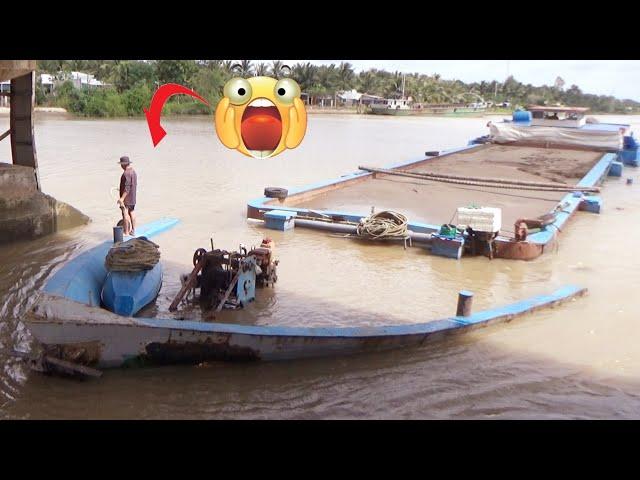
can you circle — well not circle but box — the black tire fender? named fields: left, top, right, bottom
left=264, top=187, right=288, bottom=199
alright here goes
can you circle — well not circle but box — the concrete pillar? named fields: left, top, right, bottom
left=10, top=71, right=40, bottom=191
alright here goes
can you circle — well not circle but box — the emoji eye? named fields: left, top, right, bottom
left=274, top=78, right=300, bottom=105
left=224, top=78, right=252, bottom=105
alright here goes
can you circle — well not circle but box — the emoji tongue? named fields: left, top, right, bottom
left=241, top=106, right=282, bottom=151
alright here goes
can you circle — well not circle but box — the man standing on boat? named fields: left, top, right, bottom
left=117, top=156, right=137, bottom=236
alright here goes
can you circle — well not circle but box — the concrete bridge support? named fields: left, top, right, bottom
left=0, top=61, right=89, bottom=244
left=10, top=71, right=40, bottom=190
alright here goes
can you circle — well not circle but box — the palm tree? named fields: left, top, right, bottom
left=384, top=71, right=404, bottom=98
left=316, top=64, right=337, bottom=90
left=270, top=60, right=284, bottom=78
left=65, top=60, right=87, bottom=72
left=255, top=62, right=269, bottom=76
left=337, top=62, right=355, bottom=91
left=316, top=64, right=339, bottom=106
left=291, top=62, right=317, bottom=93
left=358, top=71, right=375, bottom=94
left=95, top=60, right=117, bottom=81
left=113, top=61, right=132, bottom=92
left=202, top=60, right=222, bottom=70
left=221, top=60, right=235, bottom=74
left=239, top=60, right=254, bottom=77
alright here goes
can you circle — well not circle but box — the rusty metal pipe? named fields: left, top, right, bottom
left=294, top=218, right=356, bottom=234
left=294, top=219, right=432, bottom=244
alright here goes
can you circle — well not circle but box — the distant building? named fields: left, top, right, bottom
left=337, top=89, right=362, bottom=106
left=39, top=71, right=109, bottom=93
left=301, top=92, right=335, bottom=107
left=40, top=73, right=54, bottom=94
left=67, top=71, right=108, bottom=88
left=337, top=90, right=385, bottom=107
left=302, top=89, right=385, bottom=108
left=359, top=94, right=384, bottom=106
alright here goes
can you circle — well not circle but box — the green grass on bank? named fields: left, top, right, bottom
left=42, top=81, right=214, bottom=118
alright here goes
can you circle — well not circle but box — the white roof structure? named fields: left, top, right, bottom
left=338, top=89, right=362, bottom=101
left=71, top=71, right=106, bottom=86
left=40, top=73, right=54, bottom=85
left=64, top=72, right=107, bottom=87
left=38, top=71, right=108, bottom=87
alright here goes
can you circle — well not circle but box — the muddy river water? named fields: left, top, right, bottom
left=1, top=113, right=639, bottom=419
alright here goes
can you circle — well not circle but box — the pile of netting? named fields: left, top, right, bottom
left=105, top=237, right=160, bottom=272
left=356, top=210, right=409, bottom=240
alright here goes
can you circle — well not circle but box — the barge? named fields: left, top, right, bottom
left=248, top=107, right=635, bottom=261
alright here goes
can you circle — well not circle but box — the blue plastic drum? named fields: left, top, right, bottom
left=512, top=110, right=532, bottom=123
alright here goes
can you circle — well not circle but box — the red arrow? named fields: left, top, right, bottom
left=143, top=84, right=210, bottom=147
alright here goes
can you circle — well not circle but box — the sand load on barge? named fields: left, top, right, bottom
left=291, top=144, right=604, bottom=231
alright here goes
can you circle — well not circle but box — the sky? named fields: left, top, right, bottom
left=282, top=60, right=640, bottom=101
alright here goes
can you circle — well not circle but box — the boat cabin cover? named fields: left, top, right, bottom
left=528, top=105, right=590, bottom=128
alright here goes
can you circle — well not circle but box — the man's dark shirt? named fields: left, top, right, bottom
left=119, top=167, right=137, bottom=206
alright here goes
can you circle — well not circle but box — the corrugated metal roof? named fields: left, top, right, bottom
left=338, top=89, right=362, bottom=101
left=528, top=105, right=590, bottom=112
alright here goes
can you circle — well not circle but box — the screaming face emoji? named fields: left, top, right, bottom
left=215, top=76, right=307, bottom=159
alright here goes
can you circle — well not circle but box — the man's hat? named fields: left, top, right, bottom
left=118, top=156, right=131, bottom=165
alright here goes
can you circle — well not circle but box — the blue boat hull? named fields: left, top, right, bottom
left=27, top=285, right=587, bottom=368
left=24, top=214, right=590, bottom=368
left=101, top=263, right=163, bottom=316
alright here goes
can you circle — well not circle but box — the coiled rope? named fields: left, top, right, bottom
left=105, top=237, right=160, bottom=272
left=356, top=211, right=409, bottom=240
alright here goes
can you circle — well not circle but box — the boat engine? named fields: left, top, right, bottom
left=171, top=238, right=278, bottom=314
left=247, top=237, right=279, bottom=287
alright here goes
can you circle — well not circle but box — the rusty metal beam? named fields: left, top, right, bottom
left=10, top=71, right=40, bottom=191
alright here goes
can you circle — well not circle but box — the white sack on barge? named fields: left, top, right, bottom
left=489, top=122, right=623, bottom=151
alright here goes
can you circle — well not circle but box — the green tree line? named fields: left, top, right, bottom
left=35, top=60, right=640, bottom=117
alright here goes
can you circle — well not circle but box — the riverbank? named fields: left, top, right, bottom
left=0, top=106, right=68, bottom=115
left=2, top=105, right=634, bottom=120
left=0, top=106, right=509, bottom=118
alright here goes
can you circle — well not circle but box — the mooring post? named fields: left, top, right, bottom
left=456, top=290, right=474, bottom=317
left=113, top=226, right=123, bottom=243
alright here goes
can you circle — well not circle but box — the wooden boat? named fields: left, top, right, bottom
left=368, top=76, right=488, bottom=116
left=369, top=98, right=414, bottom=116
left=23, top=216, right=587, bottom=367
left=101, top=263, right=163, bottom=316
left=369, top=100, right=487, bottom=117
